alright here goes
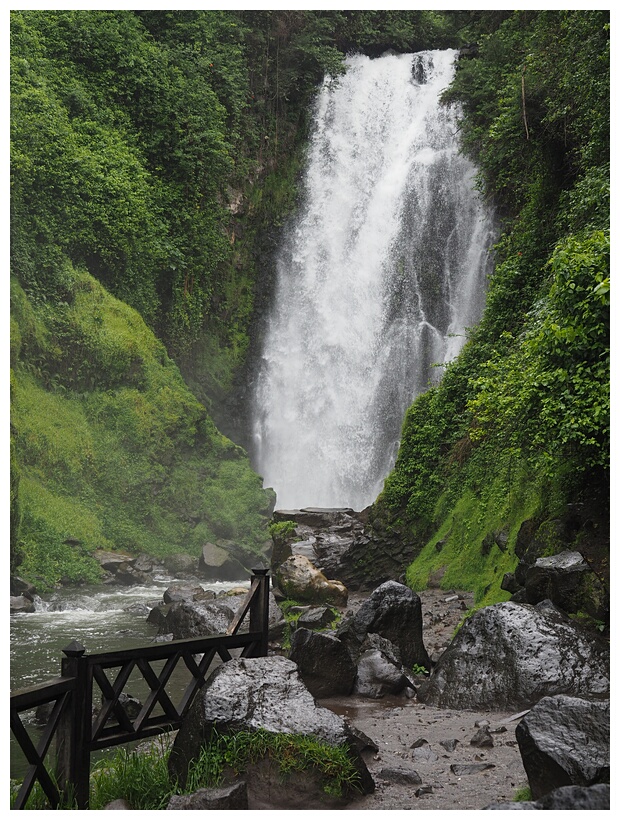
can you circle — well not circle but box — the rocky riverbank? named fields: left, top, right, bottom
left=323, top=587, right=527, bottom=810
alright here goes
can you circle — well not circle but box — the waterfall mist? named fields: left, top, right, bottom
left=251, top=50, right=496, bottom=511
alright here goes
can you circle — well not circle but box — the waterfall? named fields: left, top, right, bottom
left=251, top=50, right=496, bottom=511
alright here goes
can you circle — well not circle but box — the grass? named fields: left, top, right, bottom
left=89, top=729, right=362, bottom=809
left=405, top=455, right=554, bottom=608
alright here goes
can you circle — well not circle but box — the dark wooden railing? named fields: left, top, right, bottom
left=10, top=569, right=270, bottom=810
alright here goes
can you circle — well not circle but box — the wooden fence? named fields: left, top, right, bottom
left=10, top=569, right=270, bottom=809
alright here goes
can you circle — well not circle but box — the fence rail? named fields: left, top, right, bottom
left=10, top=569, right=270, bottom=809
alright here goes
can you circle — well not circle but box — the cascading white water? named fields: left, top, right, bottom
left=251, top=50, right=496, bottom=511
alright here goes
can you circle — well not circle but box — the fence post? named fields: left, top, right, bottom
left=249, top=568, right=270, bottom=656
left=57, top=641, right=90, bottom=809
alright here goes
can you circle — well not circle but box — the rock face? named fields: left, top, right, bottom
left=515, top=695, right=610, bottom=799
left=270, top=508, right=372, bottom=586
left=417, top=601, right=610, bottom=711
left=336, top=580, right=430, bottom=670
left=275, top=554, right=348, bottom=606
left=168, top=656, right=374, bottom=808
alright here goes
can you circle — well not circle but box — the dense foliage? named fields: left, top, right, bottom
left=379, top=11, right=609, bottom=606
left=10, top=10, right=450, bottom=588
left=10, top=10, right=608, bottom=604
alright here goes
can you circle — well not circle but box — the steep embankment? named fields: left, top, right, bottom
left=10, top=269, right=275, bottom=589
left=364, top=12, right=609, bottom=615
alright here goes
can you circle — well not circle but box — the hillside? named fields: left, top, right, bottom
left=10, top=10, right=609, bottom=612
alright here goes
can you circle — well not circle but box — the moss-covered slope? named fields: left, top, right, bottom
left=10, top=269, right=274, bottom=590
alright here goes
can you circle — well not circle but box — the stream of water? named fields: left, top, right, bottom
left=251, top=49, right=496, bottom=510
left=10, top=577, right=248, bottom=779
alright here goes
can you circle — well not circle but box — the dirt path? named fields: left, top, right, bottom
left=319, top=588, right=529, bottom=811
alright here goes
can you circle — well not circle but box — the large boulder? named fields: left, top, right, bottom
left=275, top=554, right=348, bottom=607
left=10, top=595, right=35, bottom=614
left=335, top=581, right=430, bottom=670
left=162, top=553, right=198, bottom=578
left=161, top=591, right=284, bottom=641
left=198, top=542, right=250, bottom=581
left=523, top=550, right=607, bottom=621
left=289, top=628, right=357, bottom=698
left=417, top=601, right=609, bottom=710
left=168, top=656, right=374, bottom=808
left=163, top=600, right=232, bottom=639
left=515, top=695, right=609, bottom=800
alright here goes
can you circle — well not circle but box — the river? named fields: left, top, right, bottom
left=10, top=576, right=249, bottom=780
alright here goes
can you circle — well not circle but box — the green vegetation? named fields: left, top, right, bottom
left=11, top=268, right=273, bottom=590
left=14, top=728, right=362, bottom=809
left=10, top=10, right=450, bottom=590
left=10, top=10, right=608, bottom=609
left=379, top=11, right=609, bottom=606
left=513, top=785, right=533, bottom=803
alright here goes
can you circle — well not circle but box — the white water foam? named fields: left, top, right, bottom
left=251, top=50, right=496, bottom=510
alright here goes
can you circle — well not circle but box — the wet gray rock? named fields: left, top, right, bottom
left=162, top=553, right=197, bottom=577
left=114, top=562, right=150, bottom=586
left=168, top=656, right=374, bottom=807
left=297, top=606, right=335, bottom=630
left=198, top=542, right=250, bottom=581
left=515, top=695, right=609, bottom=799
left=166, top=782, right=248, bottom=810
left=163, top=600, right=233, bottom=639
left=470, top=726, right=494, bottom=747
left=289, top=628, right=356, bottom=698
left=523, top=550, right=607, bottom=620
left=417, top=601, right=609, bottom=710
left=163, top=584, right=212, bottom=604
left=353, top=633, right=415, bottom=698
left=378, top=765, right=422, bottom=786
left=93, top=550, right=136, bottom=573
left=484, top=783, right=610, bottom=810
left=10, top=595, right=35, bottom=614
left=10, top=576, right=37, bottom=597
left=336, top=581, right=430, bottom=670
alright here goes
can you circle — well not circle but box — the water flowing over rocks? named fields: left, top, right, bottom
left=251, top=50, right=495, bottom=511
left=515, top=695, right=609, bottom=799
left=416, top=600, right=610, bottom=710
left=168, top=655, right=375, bottom=809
